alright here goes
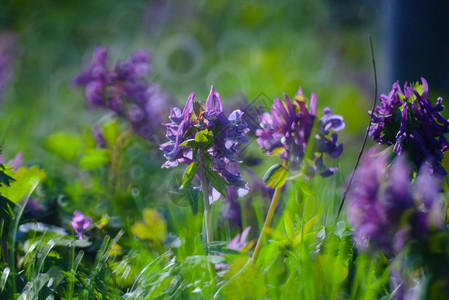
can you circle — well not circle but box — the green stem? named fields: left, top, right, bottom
left=10, top=181, right=39, bottom=295
left=199, top=152, right=213, bottom=249
left=252, top=160, right=288, bottom=263
left=251, top=185, right=282, bottom=262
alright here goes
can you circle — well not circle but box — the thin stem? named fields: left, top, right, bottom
left=10, top=181, right=39, bottom=295
left=336, top=35, right=378, bottom=221
left=252, top=160, right=288, bottom=263
left=199, top=151, right=213, bottom=249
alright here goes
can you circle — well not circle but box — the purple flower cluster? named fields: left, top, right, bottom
left=347, top=149, right=445, bottom=255
left=71, top=210, right=93, bottom=240
left=160, top=86, right=250, bottom=203
left=256, top=87, right=344, bottom=177
left=369, top=78, right=449, bottom=176
left=74, top=46, right=173, bottom=141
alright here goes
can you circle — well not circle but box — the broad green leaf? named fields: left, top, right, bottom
left=263, top=163, right=288, bottom=188
left=195, top=129, right=214, bottom=149
left=44, top=131, right=83, bottom=161
left=0, top=166, right=46, bottom=204
left=103, top=120, right=120, bottom=146
left=206, top=170, right=228, bottom=198
left=132, top=209, right=167, bottom=244
left=181, top=162, right=199, bottom=189
left=79, top=148, right=110, bottom=170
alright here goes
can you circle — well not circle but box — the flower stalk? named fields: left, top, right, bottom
left=199, top=150, right=213, bottom=250
left=252, top=160, right=288, bottom=262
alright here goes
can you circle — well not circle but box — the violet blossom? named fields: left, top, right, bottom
left=369, top=78, right=449, bottom=176
left=256, top=87, right=344, bottom=177
left=71, top=210, right=94, bottom=240
left=160, top=86, right=250, bottom=203
left=347, top=148, right=445, bottom=255
left=74, top=46, right=173, bottom=141
left=0, top=32, right=16, bottom=101
left=216, top=226, right=251, bottom=270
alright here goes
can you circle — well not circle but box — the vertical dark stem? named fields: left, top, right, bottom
left=336, top=35, right=378, bottom=221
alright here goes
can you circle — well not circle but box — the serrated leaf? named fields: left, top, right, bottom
left=206, top=170, right=228, bottom=198
left=181, top=162, right=199, bottom=189
left=0, top=195, right=16, bottom=223
left=0, top=166, right=46, bottom=204
left=263, top=163, right=288, bottom=188
left=44, top=131, right=83, bottom=161
left=79, top=148, right=110, bottom=170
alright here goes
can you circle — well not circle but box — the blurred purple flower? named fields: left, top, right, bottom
left=228, top=226, right=251, bottom=250
left=74, top=46, right=173, bottom=142
left=369, top=78, right=449, bottom=176
left=216, top=226, right=251, bottom=270
left=160, top=86, right=250, bottom=203
left=0, top=32, right=16, bottom=101
left=222, top=168, right=279, bottom=228
left=93, top=127, right=107, bottom=148
left=71, top=210, right=93, bottom=240
left=347, top=148, right=445, bottom=255
left=256, top=87, right=344, bottom=177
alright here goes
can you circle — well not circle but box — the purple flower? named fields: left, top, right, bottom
left=74, top=46, right=173, bottom=142
left=216, top=226, right=251, bottom=270
left=160, top=86, right=250, bottom=203
left=228, top=226, right=251, bottom=250
left=0, top=32, right=16, bottom=101
left=256, top=87, right=344, bottom=177
left=93, top=127, right=107, bottom=148
left=222, top=168, right=279, bottom=228
left=347, top=148, right=445, bottom=255
left=369, top=78, right=449, bottom=176
left=71, top=210, right=94, bottom=240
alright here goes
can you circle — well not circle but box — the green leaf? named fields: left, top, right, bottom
left=79, top=149, right=110, bottom=170
left=102, top=120, right=120, bottom=146
left=284, top=213, right=294, bottom=239
left=179, top=139, right=199, bottom=147
left=206, top=170, right=228, bottom=198
left=183, top=126, right=197, bottom=140
left=131, top=209, right=167, bottom=243
left=195, top=129, right=214, bottom=149
left=263, top=163, right=288, bottom=188
left=0, top=195, right=16, bottom=224
left=44, top=131, right=83, bottom=161
left=0, top=162, right=14, bottom=188
left=0, top=267, right=10, bottom=292
left=181, top=162, right=199, bottom=189
left=0, top=166, right=46, bottom=204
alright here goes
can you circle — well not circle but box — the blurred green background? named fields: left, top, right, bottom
left=0, top=0, right=383, bottom=176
